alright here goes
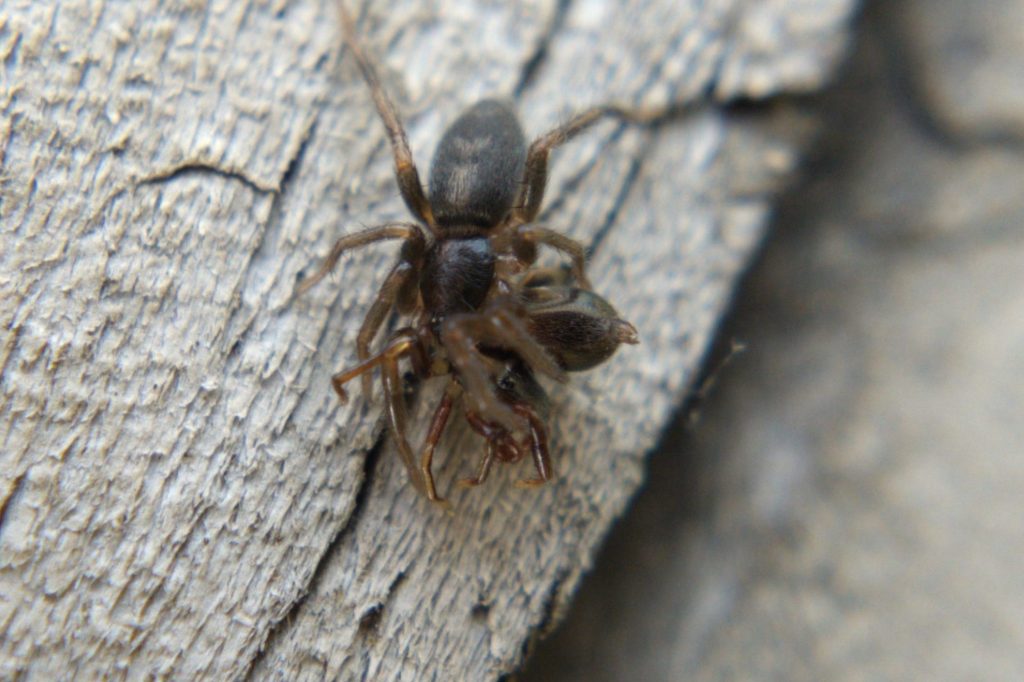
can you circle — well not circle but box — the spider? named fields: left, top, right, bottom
left=443, top=266, right=640, bottom=492
left=298, top=3, right=646, bottom=503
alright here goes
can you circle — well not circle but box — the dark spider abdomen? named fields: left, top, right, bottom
left=525, top=287, right=638, bottom=371
left=421, top=236, right=496, bottom=322
left=428, top=99, right=526, bottom=229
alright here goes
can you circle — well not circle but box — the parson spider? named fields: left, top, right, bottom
left=298, top=3, right=645, bottom=503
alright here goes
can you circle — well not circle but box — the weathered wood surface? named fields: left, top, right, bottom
left=529, top=1, right=1024, bottom=679
left=0, top=0, right=853, bottom=679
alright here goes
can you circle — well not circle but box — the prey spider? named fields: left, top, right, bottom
left=298, top=3, right=647, bottom=503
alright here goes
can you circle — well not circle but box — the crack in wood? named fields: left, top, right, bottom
left=0, top=471, right=28, bottom=541
left=515, top=0, right=575, bottom=98
left=356, top=569, right=408, bottom=641
left=136, top=163, right=276, bottom=196
left=241, top=435, right=386, bottom=681
left=508, top=567, right=572, bottom=677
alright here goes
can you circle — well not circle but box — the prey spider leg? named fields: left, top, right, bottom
left=442, top=298, right=566, bottom=434
left=456, top=442, right=495, bottom=489
left=459, top=403, right=551, bottom=489
left=511, top=403, right=553, bottom=488
left=458, top=413, right=508, bottom=489
left=419, top=380, right=460, bottom=503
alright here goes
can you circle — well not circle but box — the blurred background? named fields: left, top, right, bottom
left=525, top=2, right=1024, bottom=679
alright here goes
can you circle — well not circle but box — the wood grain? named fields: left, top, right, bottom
left=0, top=0, right=853, bottom=678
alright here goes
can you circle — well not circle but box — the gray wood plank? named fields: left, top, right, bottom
left=0, top=0, right=854, bottom=678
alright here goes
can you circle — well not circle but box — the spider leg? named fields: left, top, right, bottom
left=464, top=411, right=524, bottom=462
left=459, top=402, right=551, bottom=489
left=459, top=410, right=520, bottom=488
left=513, top=104, right=659, bottom=223
left=514, top=224, right=592, bottom=290
left=336, top=3, right=438, bottom=232
left=419, top=380, right=460, bottom=503
left=457, top=441, right=496, bottom=489
left=442, top=300, right=565, bottom=433
left=481, top=303, right=566, bottom=382
left=327, top=329, right=436, bottom=500
left=294, top=222, right=425, bottom=297
left=442, top=320, right=521, bottom=433
left=297, top=222, right=425, bottom=398
left=330, top=329, right=418, bottom=403
left=380, top=350, right=436, bottom=499
left=517, top=264, right=574, bottom=289
left=512, top=403, right=554, bottom=488
left=355, top=260, right=418, bottom=399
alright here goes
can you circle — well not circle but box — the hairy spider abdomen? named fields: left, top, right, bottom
left=421, top=236, right=496, bottom=323
left=525, top=287, right=641, bottom=372
left=428, top=99, right=526, bottom=229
